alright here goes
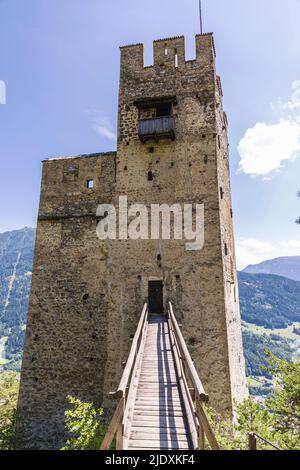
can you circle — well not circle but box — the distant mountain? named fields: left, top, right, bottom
left=238, top=271, right=300, bottom=329
left=0, top=227, right=35, bottom=371
left=238, top=271, right=300, bottom=385
left=243, top=256, right=300, bottom=282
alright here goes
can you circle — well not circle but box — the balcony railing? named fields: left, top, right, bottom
left=138, top=115, right=176, bottom=143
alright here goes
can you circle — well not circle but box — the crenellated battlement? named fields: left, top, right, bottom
left=120, top=33, right=215, bottom=72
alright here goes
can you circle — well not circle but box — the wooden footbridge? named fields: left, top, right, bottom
left=101, top=302, right=220, bottom=450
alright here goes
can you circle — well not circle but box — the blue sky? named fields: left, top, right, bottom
left=0, top=0, right=300, bottom=268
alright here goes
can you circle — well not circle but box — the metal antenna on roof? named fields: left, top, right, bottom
left=199, top=0, right=203, bottom=34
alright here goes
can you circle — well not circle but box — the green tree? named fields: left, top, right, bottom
left=205, top=399, right=278, bottom=450
left=266, top=354, right=300, bottom=449
left=61, top=395, right=106, bottom=450
left=0, top=372, right=19, bottom=450
left=204, top=405, right=245, bottom=449
left=236, top=398, right=276, bottom=436
left=206, top=355, right=300, bottom=450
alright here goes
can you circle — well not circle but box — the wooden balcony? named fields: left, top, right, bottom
left=138, top=115, right=176, bottom=143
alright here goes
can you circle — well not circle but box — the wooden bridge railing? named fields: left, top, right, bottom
left=100, top=303, right=149, bottom=450
left=248, top=432, right=282, bottom=450
left=101, top=302, right=219, bottom=450
left=167, top=302, right=220, bottom=450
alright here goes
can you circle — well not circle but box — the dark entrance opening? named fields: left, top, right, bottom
left=148, top=280, right=164, bottom=314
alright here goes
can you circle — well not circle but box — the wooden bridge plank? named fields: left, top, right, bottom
left=134, top=402, right=182, bottom=408
left=131, top=426, right=189, bottom=434
left=128, top=439, right=190, bottom=449
left=135, top=397, right=181, bottom=403
left=130, top=431, right=191, bottom=441
left=132, top=417, right=187, bottom=425
left=137, top=383, right=178, bottom=388
left=127, top=316, right=194, bottom=451
left=133, top=410, right=186, bottom=417
left=138, top=381, right=178, bottom=385
left=134, top=406, right=184, bottom=413
left=139, top=376, right=177, bottom=382
left=136, top=392, right=180, bottom=397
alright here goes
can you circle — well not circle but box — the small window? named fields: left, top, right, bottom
left=164, top=47, right=168, bottom=56
left=87, top=179, right=94, bottom=189
left=175, top=48, right=178, bottom=68
left=224, top=243, right=228, bottom=256
left=147, top=171, right=153, bottom=181
left=220, top=187, right=224, bottom=199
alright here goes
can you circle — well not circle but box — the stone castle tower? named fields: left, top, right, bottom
left=17, top=33, right=247, bottom=449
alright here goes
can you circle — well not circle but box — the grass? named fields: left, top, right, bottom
left=243, top=321, right=300, bottom=341
left=247, top=377, right=262, bottom=387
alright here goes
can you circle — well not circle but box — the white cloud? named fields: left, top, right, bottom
left=238, top=81, right=300, bottom=177
left=238, top=119, right=300, bottom=176
left=94, top=125, right=116, bottom=141
left=86, top=110, right=117, bottom=142
left=0, top=80, right=6, bottom=104
left=236, top=238, right=300, bottom=270
left=280, top=80, right=300, bottom=111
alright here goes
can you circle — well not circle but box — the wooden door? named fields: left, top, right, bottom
left=148, top=281, right=164, bottom=314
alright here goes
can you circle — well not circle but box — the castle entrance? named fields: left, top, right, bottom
left=148, top=280, right=164, bottom=314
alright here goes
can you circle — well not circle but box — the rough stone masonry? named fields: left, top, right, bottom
left=17, top=33, right=248, bottom=449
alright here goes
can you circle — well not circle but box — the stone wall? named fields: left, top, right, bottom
left=17, top=34, right=247, bottom=449
left=17, top=153, right=117, bottom=448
